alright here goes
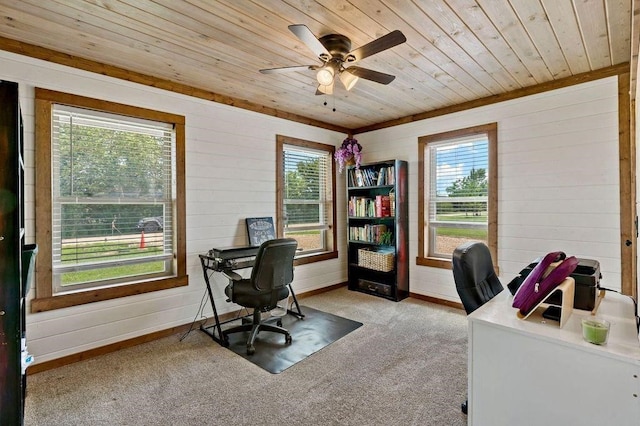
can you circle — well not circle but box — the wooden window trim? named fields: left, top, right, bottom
left=417, top=123, right=498, bottom=270
left=618, top=73, right=635, bottom=296
left=32, top=88, right=188, bottom=312
left=276, top=135, right=338, bottom=264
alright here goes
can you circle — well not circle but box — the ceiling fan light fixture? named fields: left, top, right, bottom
left=317, top=83, right=333, bottom=95
left=316, top=66, right=335, bottom=86
left=340, top=71, right=359, bottom=91
left=267, top=25, right=406, bottom=94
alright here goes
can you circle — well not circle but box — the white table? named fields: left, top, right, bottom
left=468, top=290, right=640, bottom=426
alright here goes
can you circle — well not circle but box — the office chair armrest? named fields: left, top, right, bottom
left=223, top=271, right=242, bottom=302
left=222, top=270, right=242, bottom=282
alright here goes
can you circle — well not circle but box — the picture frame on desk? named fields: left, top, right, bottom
left=245, top=217, right=276, bottom=246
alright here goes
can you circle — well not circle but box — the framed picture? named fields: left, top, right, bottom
left=245, top=217, right=276, bottom=246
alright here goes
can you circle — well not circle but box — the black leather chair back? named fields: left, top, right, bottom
left=452, top=242, right=503, bottom=314
left=250, top=238, right=297, bottom=306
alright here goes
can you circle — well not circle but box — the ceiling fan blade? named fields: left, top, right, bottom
left=259, top=65, right=316, bottom=74
left=348, top=30, right=407, bottom=62
left=288, top=24, right=331, bottom=59
left=344, top=67, right=396, bottom=85
left=316, top=82, right=334, bottom=95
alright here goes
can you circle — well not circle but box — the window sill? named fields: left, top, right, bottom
left=294, top=250, right=338, bottom=266
left=31, top=274, right=189, bottom=313
left=416, top=256, right=452, bottom=270
left=416, top=256, right=500, bottom=275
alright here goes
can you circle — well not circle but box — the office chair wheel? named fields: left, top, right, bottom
left=461, top=400, right=468, bottom=414
left=276, top=320, right=283, bottom=327
left=285, top=334, right=292, bottom=345
left=246, top=345, right=255, bottom=356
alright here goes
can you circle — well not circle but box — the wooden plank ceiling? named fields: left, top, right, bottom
left=0, top=0, right=631, bottom=131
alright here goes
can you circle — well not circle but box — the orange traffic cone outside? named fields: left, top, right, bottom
left=139, top=231, right=146, bottom=249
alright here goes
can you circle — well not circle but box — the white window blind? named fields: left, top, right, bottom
left=428, top=135, right=489, bottom=257
left=282, top=145, right=332, bottom=253
left=51, top=104, right=175, bottom=293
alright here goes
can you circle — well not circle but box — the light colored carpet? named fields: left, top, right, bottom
left=24, top=287, right=469, bottom=425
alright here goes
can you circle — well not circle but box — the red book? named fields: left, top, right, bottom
left=381, top=195, right=390, bottom=217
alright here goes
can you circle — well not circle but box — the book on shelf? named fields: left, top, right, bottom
left=375, top=195, right=391, bottom=217
left=350, top=166, right=392, bottom=187
left=389, top=189, right=395, bottom=216
left=376, top=167, right=386, bottom=185
left=350, top=195, right=393, bottom=218
left=366, top=168, right=377, bottom=186
left=349, top=224, right=389, bottom=243
left=354, top=169, right=364, bottom=187
left=375, top=166, right=395, bottom=186
left=349, top=196, right=371, bottom=217
left=386, top=166, right=395, bottom=185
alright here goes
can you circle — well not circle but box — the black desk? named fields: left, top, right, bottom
left=198, top=245, right=304, bottom=347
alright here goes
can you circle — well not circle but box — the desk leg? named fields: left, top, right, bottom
left=287, top=284, right=305, bottom=319
left=199, top=256, right=228, bottom=347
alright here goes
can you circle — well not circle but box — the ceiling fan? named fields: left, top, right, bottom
left=260, top=24, right=407, bottom=95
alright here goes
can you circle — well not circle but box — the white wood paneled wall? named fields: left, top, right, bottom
left=357, top=77, right=621, bottom=302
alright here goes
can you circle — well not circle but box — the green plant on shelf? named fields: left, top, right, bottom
left=379, top=231, right=393, bottom=245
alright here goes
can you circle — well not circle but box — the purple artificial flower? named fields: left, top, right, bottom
left=335, top=137, right=363, bottom=173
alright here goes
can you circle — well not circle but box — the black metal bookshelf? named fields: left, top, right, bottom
left=0, top=80, right=30, bottom=424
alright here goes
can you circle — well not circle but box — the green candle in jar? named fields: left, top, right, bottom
left=581, top=319, right=610, bottom=345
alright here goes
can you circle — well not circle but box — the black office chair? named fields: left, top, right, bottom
left=452, top=241, right=504, bottom=414
left=223, top=238, right=298, bottom=355
left=453, top=241, right=503, bottom=315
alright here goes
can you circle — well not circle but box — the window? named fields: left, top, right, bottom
left=417, top=123, right=497, bottom=269
left=276, top=135, right=338, bottom=265
left=33, top=88, right=187, bottom=312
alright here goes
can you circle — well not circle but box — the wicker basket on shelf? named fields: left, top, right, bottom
left=358, top=248, right=395, bottom=272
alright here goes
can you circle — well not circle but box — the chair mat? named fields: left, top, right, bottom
left=223, top=306, right=363, bottom=374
